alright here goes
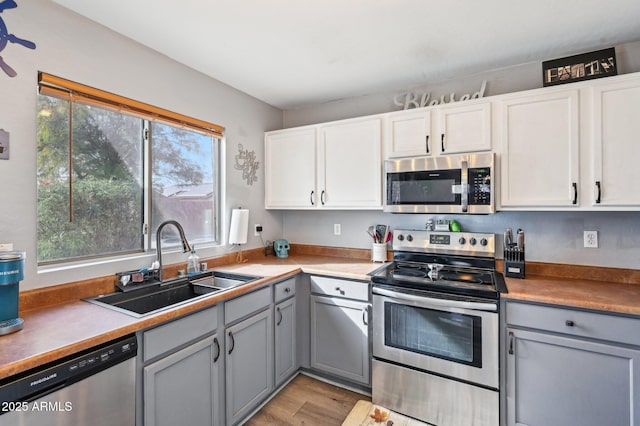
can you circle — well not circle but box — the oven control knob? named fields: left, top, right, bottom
left=397, top=234, right=404, bottom=241
left=469, top=237, right=477, bottom=246
left=480, top=238, right=488, bottom=246
left=406, top=235, right=413, bottom=242
left=458, top=237, right=466, bottom=245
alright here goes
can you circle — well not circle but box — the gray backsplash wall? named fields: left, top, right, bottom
left=283, top=210, right=640, bottom=270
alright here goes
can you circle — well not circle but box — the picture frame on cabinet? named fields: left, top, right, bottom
left=542, top=47, right=617, bottom=87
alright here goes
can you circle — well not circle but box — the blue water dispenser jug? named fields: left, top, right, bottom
left=0, top=250, right=25, bottom=335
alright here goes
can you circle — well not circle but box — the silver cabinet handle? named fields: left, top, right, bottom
left=508, top=331, right=514, bottom=355
left=321, top=190, right=326, bottom=205
left=310, top=190, right=315, bottom=206
left=362, top=306, right=369, bottom=325
left=276, top=307, right=283, bottom=326
left=284, top=287, right=291, bottom=293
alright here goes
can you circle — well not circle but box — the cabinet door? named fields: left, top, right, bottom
left=386, top=109, right=432, bottom=158
left=506, top=328, right=640, bottom=426
left=274, top=297, right=296, bottom=387
left=498, top=90, right=580, bottom=207
left=144, top=335, right=221, bottom=426
left=265, top=128, right=317, bottom=208
left=225, top=308, right=273, bottom=425
left=592, top=77, right=640, bottom=207
left=310, top=295, right=370, bottom=385
left=435, top=101, right=491, bottom=154
left=319, top=118, right=382, bottom=208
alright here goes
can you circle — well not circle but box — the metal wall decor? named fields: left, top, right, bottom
left=0, top=0, right=36, bottom=78
left=394, top=81, right=487, bottom=110
left=234, top=143, right=259, bottom=186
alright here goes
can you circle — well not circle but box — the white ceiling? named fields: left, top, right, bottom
left=53, top=0, right=640, bottom=110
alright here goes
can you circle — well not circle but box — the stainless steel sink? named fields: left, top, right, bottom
left=85, top=271, right=261, bottom=317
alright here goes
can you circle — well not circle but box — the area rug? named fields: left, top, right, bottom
left=342, top=400, right=430, bottom=426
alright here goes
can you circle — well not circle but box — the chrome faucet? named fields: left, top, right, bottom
left=155, top=220, right=192, bottom=282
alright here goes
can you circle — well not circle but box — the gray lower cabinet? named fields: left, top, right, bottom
left=505, top=301, right=640, bottom=426
left=144, top=334, right=221, bottom=426
left=274, top=296, right=296, bottom=386
left=141, top=305, right=222, bottom=426
left=310, top=292, right=370, bottom=385
left=224, top=287, right=273, bottom=425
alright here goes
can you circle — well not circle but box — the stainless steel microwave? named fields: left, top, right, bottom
left=384, top=153, right=494, bottom=214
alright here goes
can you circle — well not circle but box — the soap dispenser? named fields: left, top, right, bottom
left=187, top=245, right=200, bottom=275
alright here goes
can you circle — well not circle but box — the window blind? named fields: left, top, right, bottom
left=38, top=72, right=225, bottom=138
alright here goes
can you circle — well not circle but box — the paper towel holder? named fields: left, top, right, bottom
left=229, top=207, right=249, bottom=245
left=229, top=207, right=249, bottom=262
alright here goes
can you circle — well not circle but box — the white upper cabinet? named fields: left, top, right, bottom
left=590, top=75, right=640, bottom=208
left=265, top=117, right=383, bottom=210
left=264, top=127, right=317, bottom=208
left=386, top=109, right=432, bottom=158
left=435, top=101, right=492, bottom=154
left=318, top=118, right=382, bottom=208
left=385, top=101, right=491, bottom=159
left=497, top=89, right=580, bottom=208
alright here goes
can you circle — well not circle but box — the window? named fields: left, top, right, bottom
left=36, top=73, right=223, bottom=264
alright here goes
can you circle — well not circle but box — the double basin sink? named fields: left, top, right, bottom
left=85, top=270, right=262, bottom=317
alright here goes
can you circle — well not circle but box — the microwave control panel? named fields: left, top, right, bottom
left=468, top=167, right=491, bottom=205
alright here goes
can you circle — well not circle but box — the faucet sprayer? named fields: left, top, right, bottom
left=155, top=220, right=192, bottom=282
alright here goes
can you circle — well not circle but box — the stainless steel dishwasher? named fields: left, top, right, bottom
left=0, top=334, right=137, bottom=426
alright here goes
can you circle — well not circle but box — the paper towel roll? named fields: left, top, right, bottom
left=229, top=208, right=249, bottom=245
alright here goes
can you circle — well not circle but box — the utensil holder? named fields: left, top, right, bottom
left=372, top=243, right=387, bottom=262
left=504, top=246, right=525, bottom=278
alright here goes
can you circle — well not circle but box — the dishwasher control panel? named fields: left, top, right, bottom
left=0, top=335, right=137, bottom=406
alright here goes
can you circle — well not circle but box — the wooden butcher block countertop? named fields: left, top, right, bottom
left=0, top=248, right=385, bottom=380
left=501, top=261, right=640, bottom=316
left=1, top=245, right=639, bottom=381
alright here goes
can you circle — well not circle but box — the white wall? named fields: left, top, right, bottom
left=280, top=41, right=640, bottom=269
left=0, top=0, right=284, bottom=290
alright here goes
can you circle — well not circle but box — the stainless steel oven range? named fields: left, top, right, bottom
left=370, top=228, right=507, bottom=426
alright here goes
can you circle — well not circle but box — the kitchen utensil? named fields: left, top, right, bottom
left=367, top=226, right=376, bottom=241
left=504, top=228, right=525, bottom=278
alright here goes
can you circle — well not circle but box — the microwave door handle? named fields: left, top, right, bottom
left=373, top=287, right=497, bottom=312
left=461, top=159, right=469, bottom=213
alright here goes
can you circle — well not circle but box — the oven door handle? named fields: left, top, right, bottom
left=373, top=287, right=497, bottom=312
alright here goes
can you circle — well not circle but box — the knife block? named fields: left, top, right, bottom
left=504, top=246, right=525, bottom=278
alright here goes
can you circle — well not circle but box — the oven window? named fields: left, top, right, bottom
left=387, top=170, right=461, bottom=205
left=384, top=301, right=482, bottom=367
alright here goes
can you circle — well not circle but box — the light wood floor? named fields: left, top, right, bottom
left=245, top=374, right=370, bottom=426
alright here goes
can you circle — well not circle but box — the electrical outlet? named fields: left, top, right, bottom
left=254, top=224, right=262, bottom=236
left=334, top=224, right=341, bottom=235
left=584, top=231, right=598, bottom=248
left=0, top=243, right=13, bottom=251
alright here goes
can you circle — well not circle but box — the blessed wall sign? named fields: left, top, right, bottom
left=394, top=80, right=487, bottom=110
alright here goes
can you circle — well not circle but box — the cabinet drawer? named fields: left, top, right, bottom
left=144, top=305, right=218, bottom=362
left=506, top=301, right=640, bottom=346
left=225, top=286, right=271, bottom=325
left=274, top=278, right=296, bottom=303
left=310, top=275, right=369, bottom=302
